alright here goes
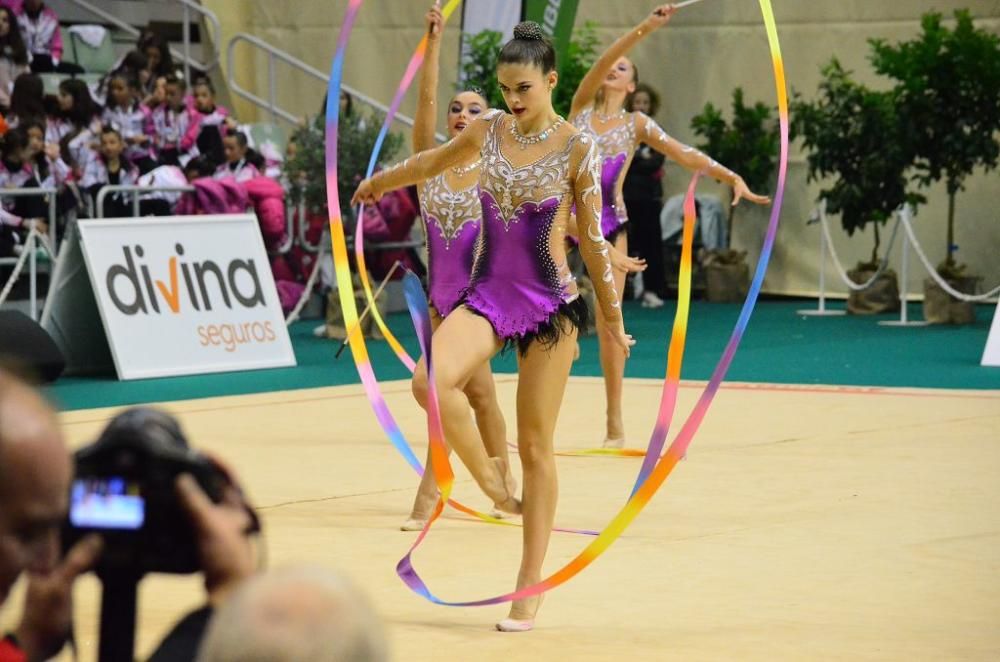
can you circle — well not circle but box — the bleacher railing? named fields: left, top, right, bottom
left=0, top=187, right=60, bottom=321
left=226, top=32, right=446, bottom=143
left=64, top=0, right=221, bottom=80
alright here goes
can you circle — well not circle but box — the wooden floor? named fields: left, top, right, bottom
left=4, top=377, right=1000, bottom=661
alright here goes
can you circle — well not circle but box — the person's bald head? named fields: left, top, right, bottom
left=0, top=370, right=71, bottom=605
left=197, top=566, right=388, bottom=662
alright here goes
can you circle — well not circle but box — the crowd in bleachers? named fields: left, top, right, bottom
left=0, top=1, right=318, bottom=307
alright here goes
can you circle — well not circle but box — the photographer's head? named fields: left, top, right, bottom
left=197, top=566, right=387, bottom=662
left=0, top=370, right=69, bottom=605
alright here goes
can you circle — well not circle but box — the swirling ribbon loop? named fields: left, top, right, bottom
left=326, top=0, right=789, bottom=607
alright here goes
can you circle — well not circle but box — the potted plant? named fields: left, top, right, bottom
left=792, top=59, right=924, bottom=314
left=691, top=87, right=780, bottom=302
left=283, top=106, right=405, bottom=336
left=870, top=9, right=1000, bottom=324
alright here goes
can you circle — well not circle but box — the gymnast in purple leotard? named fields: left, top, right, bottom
left=400, top=4, right=512, bottom=533
left=568, top=4, right=771, bottom=450
left=353, top=21, right=633, bottom=631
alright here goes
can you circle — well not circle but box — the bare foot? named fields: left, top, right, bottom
left=488, top=457, right=521, bottom=515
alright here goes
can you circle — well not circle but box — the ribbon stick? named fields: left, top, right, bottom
left=394, top=0, right=790, bottom=607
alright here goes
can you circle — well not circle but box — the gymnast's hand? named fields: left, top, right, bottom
left=609, top=243, right=647, bottom=274
left=645, top=4, right=678, bottom=29
left=611, top=323, right=636, bottom=358
left=351, top=178, right=383, bottom=207
left=732, top=176, right=771, bottom=207
left=426, top=2, right=444, bottom=39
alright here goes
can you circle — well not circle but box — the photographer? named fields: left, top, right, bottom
left=0, top=370, right=102, bottom=662
left=147, top=460, right=258, bottom=661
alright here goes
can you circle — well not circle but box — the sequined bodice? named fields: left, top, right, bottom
left=460, top=112, right=587, bottom=338
left=419, top=172, right=480, bottom=248
left=574, top=108, right=637, bottom=161
left=418, top=171, right=481, bottom=316
left=479, top=125, right=575, bottom=225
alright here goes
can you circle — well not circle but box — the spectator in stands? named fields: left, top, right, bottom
left=151, top=74, right=195, bottom=167
left=0, top=370, right=103, bottom=662
left=13, top=0, right=64, bottom=73
left=101, top=70, right=156, bottom=173
left=97, top=49, right=148, bottom=106
left=188, top=77, right=235, bottom=168
left=0, top=125, right=47, bottom=234
left=195, top=566, right=388, bottom=662
left=81, top=126, right=139, bottom=217
left=5, top=71, right=42, bottom=128
left=50, top=78, right=102, bottom=178
left=138, top=31, right=176, bottom=100
left=214, top=131, right=262, bottom=184
left=22, top=118, right=69, bottom=187
left=0, top=6, right=29, bottom=112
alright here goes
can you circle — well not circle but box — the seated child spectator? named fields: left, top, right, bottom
left=13, top=0, right=79, bottom=73
left=101, top=70, right=155, bottom=173
left=186, top=77, right=235, bottom=168
left=21, top=117, right=68, bottom=186
left=150, top=74, right=195, bottom=167
left=0, top=125, right=47, bottom=242
left=0, top=5, right=29, bottom=111
left=81, top=126, right=139, bottom=217
left=5, top=70, right=42, bottom=128
left=213, top=131, right=261, bottom=183
left=48, top=77, right=101, bottom=177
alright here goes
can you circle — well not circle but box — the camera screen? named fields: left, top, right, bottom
left=69, top=477, right=145, bottom=530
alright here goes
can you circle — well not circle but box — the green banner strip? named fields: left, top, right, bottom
left=524, top=0, right=580, bottom=72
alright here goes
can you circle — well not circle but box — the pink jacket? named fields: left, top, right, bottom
left=175, top=176, right=247, bottom=215
left=243, top=175, right=286, bottom=250
left=14, top=2, right=62, bottom=62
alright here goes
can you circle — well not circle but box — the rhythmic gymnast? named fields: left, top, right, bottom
left=400, top=2, right=512, bottom=531
left=568, top=3, right=770, bottom=448
left=353, top=21, right=631, bottom=631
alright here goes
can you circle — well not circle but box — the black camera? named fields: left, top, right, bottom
left=63, top=407, right=228, bottom=577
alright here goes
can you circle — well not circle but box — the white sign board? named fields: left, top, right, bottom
left=77, top=215, right=296, bottom=379
left=982, top=299, right=1000, bottom=367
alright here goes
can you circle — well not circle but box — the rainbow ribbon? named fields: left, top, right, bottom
left=325, top=0, right=596, bottom=537
left=391, top=0, right=790, bottom=606
left=352, top=0, right=465, bottom=372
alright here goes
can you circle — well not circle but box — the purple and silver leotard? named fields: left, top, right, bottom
left=572, top=109, right=676, bottom=243
left=370, top=109, right=623, bottom=352
left=459, top=111, right=620, bottom=351
left=418, top=171, right=481, bottom=316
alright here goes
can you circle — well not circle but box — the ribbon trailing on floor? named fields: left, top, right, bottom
left=393, top=0, right=790, bottom=606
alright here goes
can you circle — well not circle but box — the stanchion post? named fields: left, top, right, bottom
left=798, top=204, right=846, bottom=317
left=879, top=207, right=928, bottom=328
left=29, top=230, right=37, bottom=321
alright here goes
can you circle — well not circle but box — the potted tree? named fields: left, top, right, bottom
left=792, top=59, right=924, bottom=314
left=870, top=9, right=1000, bottom=324
left=284, top=106, right=405, bottom=337
left=691, top=88, right=780, bottom=302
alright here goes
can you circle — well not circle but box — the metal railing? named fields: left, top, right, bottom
left=226, top=32, right=445, bottom=142
left=0, top=188, right=59, bottom=320
left=63, top=0, right=221, bottom=79
left=95, top=184, right=195, bottom=219
left=94, top=184, right=295, bottom=255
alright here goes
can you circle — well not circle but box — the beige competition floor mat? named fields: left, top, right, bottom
left=4, top=377, right=999, bottom=661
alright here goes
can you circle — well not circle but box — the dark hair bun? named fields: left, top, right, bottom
left=513, top=21, right=545, bottom=41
